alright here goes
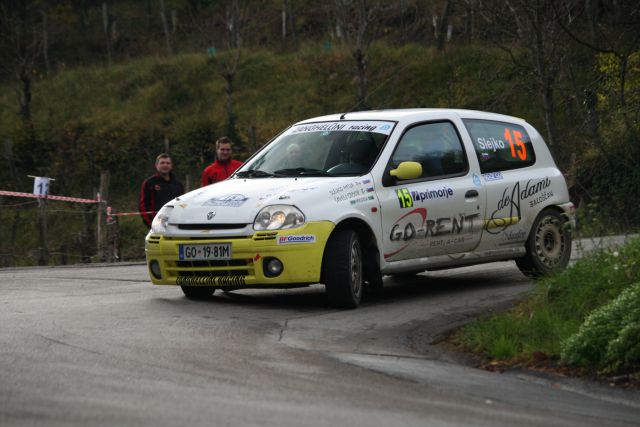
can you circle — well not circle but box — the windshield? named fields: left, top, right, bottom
left=237, top=120, right=394, bottom=177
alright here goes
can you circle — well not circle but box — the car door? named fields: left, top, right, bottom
left=378, top=120, right=486, bottom=263
left=462, top=118, right=542, bottom=250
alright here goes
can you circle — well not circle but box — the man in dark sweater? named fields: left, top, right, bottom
left=139, top=153, right=184, bottom=229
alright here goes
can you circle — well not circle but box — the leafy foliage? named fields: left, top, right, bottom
left=454, top=238, right=640, bottom=374
left=561, top=283, right=640, bottom=373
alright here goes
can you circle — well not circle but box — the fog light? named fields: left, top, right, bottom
left=149, top=260, right=162, bottom=279
left=264, top=257, right=283, bottom=278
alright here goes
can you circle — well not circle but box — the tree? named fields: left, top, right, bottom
left=0, top=0, right=43, bottom=124
left=477, top=0, right=569, bottom=152
left=555, top=0, right=640, bottom=154
left=331, top=0, right=383, bottom=111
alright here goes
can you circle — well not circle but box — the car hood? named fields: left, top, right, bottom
left=167, top=176, right=366, bottom=225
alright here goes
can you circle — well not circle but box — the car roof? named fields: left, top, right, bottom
left=295, top=108, right=526, bottom=126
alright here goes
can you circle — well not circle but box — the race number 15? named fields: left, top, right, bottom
left=396, top=188, right=413, bottom=208
left=504, top=128, right=527, bottom=160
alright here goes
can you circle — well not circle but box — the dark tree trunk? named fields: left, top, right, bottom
left=224, top=71, right=237, bottom=139
left=19, top=71, right=32, bottom=123
left=353, top=48, right=368, bottom=110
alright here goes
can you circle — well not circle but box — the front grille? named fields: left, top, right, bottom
left=176, top=259, right=248, bottom=268
left=173, top=223, right=248, bottom=230
left=166, top=258, right=254, bottom=279
left=253, top=232, right=277, bottom=241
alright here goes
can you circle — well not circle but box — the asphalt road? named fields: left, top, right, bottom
left=1, top=261, right=639, bottom=427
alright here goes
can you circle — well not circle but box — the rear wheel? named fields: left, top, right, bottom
left=516, top=208, right=572, bottom=278
left=323, top=229, right=363, bottom=309
left=181, top=286, right=216, bottom=300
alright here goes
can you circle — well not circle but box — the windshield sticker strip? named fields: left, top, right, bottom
left=289, top=121, right=394, bottom=135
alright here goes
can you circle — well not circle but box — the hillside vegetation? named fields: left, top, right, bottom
left=454, top=238, right=640, bottom=380
left=0, top=2, right=638, bottom=265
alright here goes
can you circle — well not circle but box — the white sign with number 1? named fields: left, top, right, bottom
left=33, top=177, right=50, bottom=196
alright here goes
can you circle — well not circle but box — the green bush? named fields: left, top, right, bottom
left=454, top=238, right=640, bottom=370
left=561, top=283, right=640, bottom=373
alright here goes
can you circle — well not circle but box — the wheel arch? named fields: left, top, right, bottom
left=525, top=204, right=568, bottom=241
left=320, top=217, right=381, bottom=285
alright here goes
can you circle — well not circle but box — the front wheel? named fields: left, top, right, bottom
left=516, top=208, right=572, bottom=278
left=323, top=229, right=363, bottom=309
left=181, top=286, right=216, bottom=300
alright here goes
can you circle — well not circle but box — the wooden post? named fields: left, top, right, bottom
left=96, top=170, right=110, bottom=262
left=37, top=197, right=48, bottom=266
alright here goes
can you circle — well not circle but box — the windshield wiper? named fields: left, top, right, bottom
left=273, top=168, right=334, bottom=177
left=236, top=169, right=277, bottom=178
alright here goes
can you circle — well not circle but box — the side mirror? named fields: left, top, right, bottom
left=390, top=161, right=422, bottom=180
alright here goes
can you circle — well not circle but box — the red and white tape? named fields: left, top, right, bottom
left=0, top=190, right=156, bottom=222
left=0, top=190, right=98, bottom=204
left=108, top=209, right=156, bottom=217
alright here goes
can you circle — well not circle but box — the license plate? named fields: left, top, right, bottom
left=178, top=243, right=232, bottom=261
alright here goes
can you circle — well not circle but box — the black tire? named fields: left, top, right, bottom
left=323, top=229, right=363, bottom=309
left=516, top=208, right=572, bottom=278
left=364, top=247, right=384, bottom=296
left=181, top=286, right=216, bottom=300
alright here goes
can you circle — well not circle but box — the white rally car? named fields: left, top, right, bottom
left=146, top=109, right=574, bottom=308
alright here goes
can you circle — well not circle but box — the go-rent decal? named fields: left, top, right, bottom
left=386, top=209, right=482, bottom=259
left=277, top=235, right=317, bottom=245
left=384, top=208, right=427, bottom=259
left=472, top=174, right=482, bottom=187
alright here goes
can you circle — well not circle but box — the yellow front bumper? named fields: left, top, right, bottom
left=145, top=222, right=334, bottom=287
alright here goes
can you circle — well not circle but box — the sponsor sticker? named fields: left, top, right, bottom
left=396, top=186, right=454, bottom=208
left=277, top=234, right=316, bottom=245
left=176, top=275, right=247, bottom=287
left=289, top=121, right=395, bottom=135
left=203, top=194, right=249, bottom=207
left=482, top=171, right=504, bottom=181
left=330, top=178, right=375, bottom=203
left=472, top=174, right=482, bottom=187
left=350, top=195, right=375, bottom=205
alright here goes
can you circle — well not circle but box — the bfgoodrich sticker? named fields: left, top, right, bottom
left=277, top=235, right=316, bottom=245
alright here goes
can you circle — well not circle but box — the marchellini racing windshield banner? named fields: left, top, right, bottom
left=288, top=121, right=395, bottom=136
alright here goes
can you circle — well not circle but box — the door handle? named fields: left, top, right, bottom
left=465, top=190, right=479, bottom=198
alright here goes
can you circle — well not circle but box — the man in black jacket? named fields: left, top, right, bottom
left=139, top=153, right=184, bottom=229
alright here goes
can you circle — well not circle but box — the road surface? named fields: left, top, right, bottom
left=1, top=260, right=639, bottom=426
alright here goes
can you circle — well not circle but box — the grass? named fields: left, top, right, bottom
left=452, top=237, right=640, bottom=375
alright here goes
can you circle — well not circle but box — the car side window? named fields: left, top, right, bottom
left=391, top=121, right=468, bottom=179
left=463, top=119, right=536, bottom=173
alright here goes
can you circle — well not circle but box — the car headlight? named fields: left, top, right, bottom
left=253, top=205, right=305, bottom=231
left=151, top=205, right=173, bottom=234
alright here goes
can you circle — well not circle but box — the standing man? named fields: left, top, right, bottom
left=139, top=153, right=185, bottom=229
left=201, top=136, right=243, bottom=187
